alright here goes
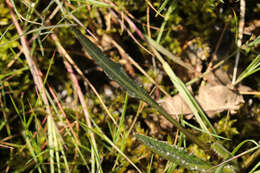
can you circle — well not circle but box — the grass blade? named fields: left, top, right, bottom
left=146, top=36, right=216, bottom=134
left=235, top=54, right=260, bottom=85
left=146, top=36, right=195, bottom=72
left=156, top=0, right=170, bottom=17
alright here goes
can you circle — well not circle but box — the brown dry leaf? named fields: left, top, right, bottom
left=158, top=95, right=193, bottom=129
left=204, top=68, right=232, bottom=86
left=196, top=85, right=244, bottom=118
left=157, top=68, right=247, bottom=129
left=158, top=85, right=244, bottom=129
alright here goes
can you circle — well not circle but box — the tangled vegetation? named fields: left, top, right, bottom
left=0, top=0, right=260, bottom=172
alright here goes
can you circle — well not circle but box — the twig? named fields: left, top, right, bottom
left=232, top=0, right=246, bottom=84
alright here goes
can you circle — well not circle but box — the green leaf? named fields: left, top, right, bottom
left=71, top=27, right=207, bottom=149
left=136, top=134, right=213, bottom=172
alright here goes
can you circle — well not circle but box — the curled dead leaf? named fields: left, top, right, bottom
left=157, top=84, right=245, bottom=129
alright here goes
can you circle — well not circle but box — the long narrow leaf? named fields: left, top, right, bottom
left=136, top=134, right=213, bottom=172
left=71, top=27, right=207, bottom=150
left=136, top=134, right=238, bottom=173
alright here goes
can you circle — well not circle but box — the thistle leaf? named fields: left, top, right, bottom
left=136, top=134, right=213, bottom=172
left=71, top=27, right=207, bottom=149
left=71, top=27, right=146, bottom=99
